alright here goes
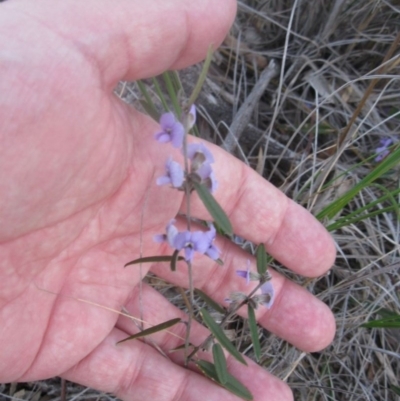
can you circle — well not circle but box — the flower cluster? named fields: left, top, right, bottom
left=154, top=107, right=220, bottom=262
left=155, top=109, right=217, bottom=193
left=226, top=260, right=275, bottom=309
left=154, top=220, right=220, bottom=263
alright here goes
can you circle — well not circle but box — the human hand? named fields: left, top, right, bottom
left=0, top=1, right=336, bottom=400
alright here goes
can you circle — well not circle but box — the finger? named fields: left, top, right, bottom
left=4, top=0, right=236, bottom=87
left=178, top=140, right=336, bottom=277
left=150, top=219, right=336, bottom=353
left=114, top=283, right=293, bottom=401
left=62, top=327, right=244, bottom=401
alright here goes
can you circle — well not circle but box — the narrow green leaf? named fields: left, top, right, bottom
left=247, top=305, right=261, bottom=362
left=200, top=308, right=247, bottom=365
left=196, top=360, right=253, bottom=401
left=377, top=308, right=400, bottom=319
left=390, top=385, right=400, bottom=396
left=170, top=249, right=181, bottom=272
left=117, top=318, right=181, bottom=344
left=361, top=316, right=400, bottom=329
left=136, top=80, right=158, bottom=120
left=139, top=100, right=160, bottom=121
left=212, top=343, right=228, bottom=384
left=152, top=76, right=170, bottom=112
left=195, top=288, right=226, bottom=314
left=193, top=181, right=233, bottom=236
left=256, top=244, right=267, bottom=275
left=162, top=71, right=181, bottom=118
left=169, top=343, right=194, bottom=353
left=317, top=145, right=400, bottom=221
left=125, top=255, right=185, bottom=267
left=187, top=45, right=214, bottom=107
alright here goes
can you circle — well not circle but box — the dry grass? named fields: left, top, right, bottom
left=4, top=0, right=400, bottom=400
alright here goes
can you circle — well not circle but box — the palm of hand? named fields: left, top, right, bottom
left=0, top=2, right=335, bottom=400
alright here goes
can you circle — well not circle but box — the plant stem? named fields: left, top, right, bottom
left=181, top=109, right=194, bottom=366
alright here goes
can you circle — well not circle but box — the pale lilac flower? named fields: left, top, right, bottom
left=375, top=138, right=393, bottom=162
left=235, top=260, right=275, bottom=309
left=174, top=224, right=220, bottom=262
left=236, top=260, right=251, bottom=285
left=153, top=219, right=179, bottom=248
left=154, top=222, right=220, bottom=263
left=155, top=112, right=184, bottom=148
left=260, top=281, right=275, bottom=309
left=187, top=105, right=197, bottom=129
left=190, top=154, right=218, bottom=193
left=156, top=158, right=184, bottom=188
left=187, top=143, right=214, bottom=165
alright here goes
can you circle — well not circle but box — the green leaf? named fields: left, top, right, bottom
left=170, top=249, right=181, bottom=272
left=256, top=244, right=267, bottom=275
left=116, top=318, right=181, bottom=344
left=193, top=181, right=233, bottom=236
left=390, top=385, right=400, bottom=396
left=169, top=343, right=195, bottom=353
left=162, top=71, right=181, bottom=118
left=212, top=343, right=228, bottom=384
left=317, top=145, right=400, bottom=221
left=196, top=360, right=253, bottom=401
left=200, top=308, right=247, bottom=365
left=187, top=45, right=214, bottom=107
left=195, top=289, right=226, bottom=314
left=361, top=316, right=400, bottom=329
left=247, top=305, right=261, bottom=362
left=125, top=255, right=185, bottom=267
left=136, top=80, right=159, bottom=120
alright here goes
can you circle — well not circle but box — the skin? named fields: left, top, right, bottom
left=0, top=0, right=336, bottom=400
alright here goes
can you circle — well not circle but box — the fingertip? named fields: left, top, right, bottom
left=263, top=277, right=336, bottom=353
left=269, top=200, right=336, bottom=277
left=171, top=0, right=238, bottom=70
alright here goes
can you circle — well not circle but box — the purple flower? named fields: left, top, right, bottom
left=187, top=143, right=214, bottom=165
left=375, top=138, right=393, bottom=162
left=200, top=168, right=218, bottom=194
left=187, top=143, right=218, bottom=193
left=187, top=105, right=197, bottom=129
left=153, top=220, right=179, bottom=248
left=260, top=281, right=275, bottom=309
left=235, top=260, right=275, bottom=309
left=236, top=260, right=251, bottom=285
left=236, top=260, right=260, bottom=284
left=156, top=158, right=184, bottom=188
left=154, top=222, right=220, bottom=263
left=155, top=112, right=184, bottom=148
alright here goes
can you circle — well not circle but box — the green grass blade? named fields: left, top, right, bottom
left=390, top=385, right=400, bottom=396
left=200, top=308, right=247, bottom=365
left=196, top=360, right=253, bottom=400
left=212, top=343, right=228, bottom=384
left=162, top=71, right=181, bottom=118
left=136, top=80, right=158, bottom=120
left=247, top=305, right=261, bottom=362
left=187, top=45, right=213, bottom=107
left=361, top=316, right=400, bottom=328
left=117, top=318, right=181, bottom=344
left=317, top=145, right=400, bottom=221
left=152, top=76, right=170, bottom=112
left=326, top=186, right=400, bottom=231
left=193, top=181, right=233, bottom=236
